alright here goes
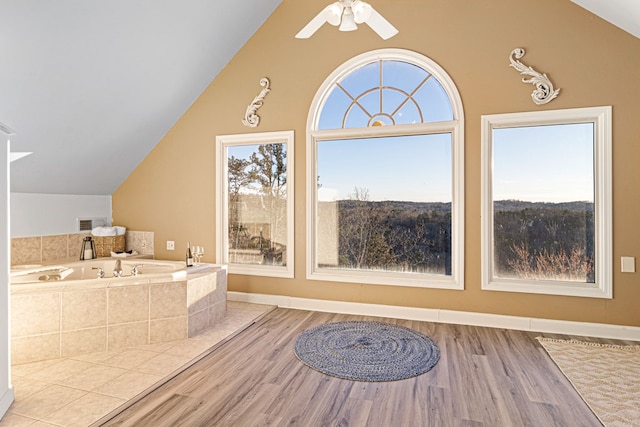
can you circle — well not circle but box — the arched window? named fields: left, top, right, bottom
left=306, top=49, right=464, bottom=289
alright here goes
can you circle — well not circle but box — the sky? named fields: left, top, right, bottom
left=492, top=123, right=594, bottom=203
left=227, top=60, right=595, bottom=205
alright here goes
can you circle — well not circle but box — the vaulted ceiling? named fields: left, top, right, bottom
left=1, top=0, right=637, bottom=195
left=1, top=0, right=282, bottom=194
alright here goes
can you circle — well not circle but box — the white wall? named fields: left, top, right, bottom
left=1, top=135, right=14, bottom=418
left=10, top=193, right=112, bottom=237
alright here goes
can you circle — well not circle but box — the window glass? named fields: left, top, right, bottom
left=216, top=131, right=294, bottom=278
left=317, top=59, right=454, bottom=130
left=492, top=124, right=594, bottom=283
left=308, top=49, right=464, bottom=289
left=481, top=107, right=612, bottom=298
left=317, top=134, right=453, bottom=275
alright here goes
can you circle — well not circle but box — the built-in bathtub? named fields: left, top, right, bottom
left=10, top=258, right=227, bottom=365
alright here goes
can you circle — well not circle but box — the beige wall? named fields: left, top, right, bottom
left=113, top=0, right=640, bottom=327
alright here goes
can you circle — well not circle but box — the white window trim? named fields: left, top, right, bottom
left=306, top=49, right=465, bottom=290
left=216, top=130, right=295, bottom=278
left=481, top=106, right=612, bottom=298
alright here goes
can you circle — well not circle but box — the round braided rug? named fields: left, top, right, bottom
left=293, top=321, right=439, bottom=382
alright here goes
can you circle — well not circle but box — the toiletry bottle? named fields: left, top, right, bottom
left=186, top=242, right=194, bottom=267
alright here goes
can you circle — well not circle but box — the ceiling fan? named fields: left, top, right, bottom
left=295, top=0, right=398, bottom=40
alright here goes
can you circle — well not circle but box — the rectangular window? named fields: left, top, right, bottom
left=307, top=126, right=464, bottom=290
left=216, top=131, right=294, bottom=278
left=481, top=107, right=612, bottom=298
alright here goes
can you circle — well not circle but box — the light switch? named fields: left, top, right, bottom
left=621, top=256, right=635, bottom=273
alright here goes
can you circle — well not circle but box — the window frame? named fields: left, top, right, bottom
left=481, top=106, right=612, bottom=298
left=216, top=130, right=295, bottom=278
left=306, top=49, right=465, bottom=290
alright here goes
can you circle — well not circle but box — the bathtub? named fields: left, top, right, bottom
left=10, top=258, right=210, bottom=288
left=10, top=258, right=227, bottom=364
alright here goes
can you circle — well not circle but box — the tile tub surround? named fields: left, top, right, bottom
left=2, top=302, right=274, bottom=427
left=11, top=264, right=227, bottom=365
left=11, top=230, right=155, bottom=265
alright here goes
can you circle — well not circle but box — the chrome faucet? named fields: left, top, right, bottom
left=92, top=267, right=105, bottom=278
left=131, top=264, right=143, bottom=276
left=113, top=259, right=123, bottom=277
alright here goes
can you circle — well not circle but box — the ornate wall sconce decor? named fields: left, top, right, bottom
left=509, top=48, right=560, bottom=105
left=242, top=77, right=271, bottom=128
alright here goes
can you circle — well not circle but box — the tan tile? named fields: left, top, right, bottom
left=69, top=349, right=117, bottom=364
left=41, top=234, right=68, bottom=262
left=99, top=349, right=159, bottom=370
left=11, top=376, right=52, bottom=401
left=10, top=359, right=60, bottom=378
left=150, top=281, right=187, bottom=319
left=27, top=359, right=95, bottom=383
left=11, top=334, right=60, bottom=365
left=187, top=274, right=216, bottom=314
left=41, top=392, right=125, bottom=427
left=137, top=341, right=177, bottom=353
left=188, top=308, right=210, bottom=337
left=61, top=327, right=107, bottom=357
left=150, top=317, right=187, bottom=343
left=68, top=233, right=89, bottom=259
left=163, top=339, right=214, bottom=359
left=8, top=384, right=87, bottom=419
left=93, top=370, right=163, bottom=400
left=107, top=322, right=149, bottom=350
left=11, top=293, right=61, bottom=337
left=209, top=300, right=227, bottom=324
left=57, top=364, right=128, bottom=391
left=135, top=353, right=191, bottom=376
left=108, top=285, right=149, bottom=324
left=61, top=288, right=107, bottom=330
left=0, top=412, right=39, bottom=426
left=11, top=237, right=42, bottom=266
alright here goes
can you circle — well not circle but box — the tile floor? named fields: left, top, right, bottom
left=0, top=301, right=275, bottom=427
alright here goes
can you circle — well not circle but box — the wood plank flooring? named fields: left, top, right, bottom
left=97, top=308, right=610, bottom=426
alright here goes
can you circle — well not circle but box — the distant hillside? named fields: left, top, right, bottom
left=494, top=200, right=594, bottom=212
left=336, top=200, right=452, bottom=213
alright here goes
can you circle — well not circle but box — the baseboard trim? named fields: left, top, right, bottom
left=227, top=292, right=640, bottom=341
left=0, top=386, right=14, bottom=420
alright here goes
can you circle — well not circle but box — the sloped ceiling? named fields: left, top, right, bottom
left=571, top=0, right=640, bottom=38
left=0, top=0, right=636, bottom=195
left=1, top=0, right=282, bottom=195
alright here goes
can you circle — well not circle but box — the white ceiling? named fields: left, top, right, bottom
left=1, top=0, right=282, bottom=195
left=571, top=0, right=640, bottom=39
left=1, top=0, right=636, bottom=195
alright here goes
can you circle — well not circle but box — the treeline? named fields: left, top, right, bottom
left=329, top=199, right=594, bottom=282
left=329, top=199, right=452, bottom=274
left=494, top=201, right=594, bottom=282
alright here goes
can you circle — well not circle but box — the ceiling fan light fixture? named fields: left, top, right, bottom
left=339, top=7, right=358, bottom=32
left=324, top=3, right=343, bottom=26
left=352, top=1, right=373, bottom=24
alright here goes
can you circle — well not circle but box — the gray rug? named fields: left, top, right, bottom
left=294, top=321, right=440, bottom=382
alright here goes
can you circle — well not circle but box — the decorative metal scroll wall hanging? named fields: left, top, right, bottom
left=242, top=77, right=271, bottom=128
left=509, top=48, right=560, bottom=105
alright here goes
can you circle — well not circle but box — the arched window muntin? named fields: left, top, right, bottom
left=306, top=48, right=465, bottom=290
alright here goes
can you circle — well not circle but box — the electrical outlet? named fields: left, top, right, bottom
left=621, top=256, right=635, bottom=273
left=166, top=240, right=175, bottom=251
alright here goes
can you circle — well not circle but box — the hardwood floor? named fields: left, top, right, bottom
left=97, top=308, right=606, bottom=426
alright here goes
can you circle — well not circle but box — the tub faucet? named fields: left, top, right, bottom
left=113, top=260, right=123, bottom=277
left=131, top=264, right=143, bottom=276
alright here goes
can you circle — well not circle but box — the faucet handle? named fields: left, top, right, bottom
left=92, top=267, right=105, bottom=278
left=131, top=264, right=143, bottom=276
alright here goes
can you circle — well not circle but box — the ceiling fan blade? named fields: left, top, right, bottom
left=364, top=7, right=398, bottom=40
left=295, top=3, right=343, bottom=39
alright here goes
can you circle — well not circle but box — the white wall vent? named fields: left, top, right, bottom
left=77, top=217, right=108, bottom=232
